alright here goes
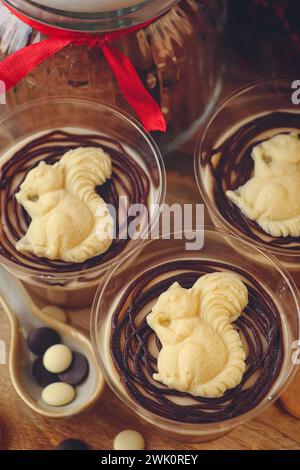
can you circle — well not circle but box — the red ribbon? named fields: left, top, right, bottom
left=0, top=1, right=166, bottom=132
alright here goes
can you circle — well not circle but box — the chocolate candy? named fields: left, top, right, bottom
left=43, top=344, right=73, bottom=374
left=58, top=352, right=89, bottom=386
left=42, top=382, right=75, bottom=407
left=55, top=439, right=89, bottom=450
left=27, top=326, right=90, bottom=409
left=32, top=356, right=58, bottom=387
left=27, top=327, right=61, bottom=355
left=42, top=305, right=67, bottom=323
left=114, top=430, right=145, bottom=451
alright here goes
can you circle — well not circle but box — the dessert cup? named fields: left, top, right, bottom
left=0, top=98, right=166, bottom=308
left=91, top=229, right=300, bottom=442
left=195, top=78, right=300, bottom=284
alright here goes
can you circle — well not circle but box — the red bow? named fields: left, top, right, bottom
left=0, top=1, right=166, bottom=132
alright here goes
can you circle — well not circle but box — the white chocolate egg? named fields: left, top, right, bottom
left=43, top=344, right=73, bottom=374
left=42, top=382, right=75, bottom=407
left=114, top=430, right=145, bottom=451
left=42, top=305, right=67, bottom=323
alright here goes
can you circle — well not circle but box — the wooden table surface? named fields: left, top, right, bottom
left=0, top=146, right=300, bottom=451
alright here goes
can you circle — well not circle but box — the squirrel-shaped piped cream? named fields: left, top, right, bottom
left=226, top=133, right=300, bottom=237
left=16, top=147, right=114, bottom=263
left=147, top=272, right=248, bottom=398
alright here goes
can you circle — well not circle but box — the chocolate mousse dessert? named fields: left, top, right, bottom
left=0, top=130, right=150, bottom=273
left=106, top=259, right=284, bottom=424
left=202, top=112, right=300, bottom=253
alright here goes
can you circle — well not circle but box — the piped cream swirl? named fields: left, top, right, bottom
left=226, top=133, right=300, bottom=237
left=16, top=147, right=114, bottom=263
left=147, top=272, right=248, bottom=398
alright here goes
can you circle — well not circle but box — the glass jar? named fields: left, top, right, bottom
left=0, top=0, right=225, bottom=151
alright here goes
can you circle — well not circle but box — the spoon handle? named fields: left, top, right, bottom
left=0, top=264, right=35, bottom=333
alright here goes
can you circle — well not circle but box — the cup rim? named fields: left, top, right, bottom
left=0, top=96, right=166, bottom=282
left=194, top=77, right=300, bottom=259
left=3, top=0, right=180, bottom=32
left=91, top=227, right=300, bottom=435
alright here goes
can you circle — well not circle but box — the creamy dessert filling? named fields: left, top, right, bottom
left=0, top=130, right=150, bottom=273
left=226, top=133, right=300, bottom=238
left=16, top=147, right=114, bottom=263
left=109, top=260, right=284, bottom=424
left=147, top=273, right=247, bottom=398
left=202, top=111, right=300, bottom=250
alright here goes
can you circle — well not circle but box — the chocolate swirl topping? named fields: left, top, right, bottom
left=202, top=111, right=300, bottom=251
left=0, top=130, right=150, bottom=274
left=110, top=260, right=284, bottom=424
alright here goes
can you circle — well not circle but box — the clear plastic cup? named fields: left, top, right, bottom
left=0, top=97, right=166, bottom=308
left=91, top=229, right=300, bottom=442
left=195, top=78, right=300, bottom=283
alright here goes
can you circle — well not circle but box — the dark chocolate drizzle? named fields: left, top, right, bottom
left=0, top=130, right=150, bottom=274
left=202, top=111, right=300, bottom=251
left=110, top=260, right=284, bottom=424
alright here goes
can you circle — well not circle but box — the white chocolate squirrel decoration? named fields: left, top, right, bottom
left=16, top=147, right=114, bottom=263
left=147, top=272, right=248, bottom=398
left=227, top=133, right=300, bottom=237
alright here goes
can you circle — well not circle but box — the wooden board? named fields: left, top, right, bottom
left=1, top=158, right=300, bottom=451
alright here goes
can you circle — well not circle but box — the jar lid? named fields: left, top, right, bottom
left=34, top=0, right=150, bottom=13
left=4, top=0, right=180, bottom=32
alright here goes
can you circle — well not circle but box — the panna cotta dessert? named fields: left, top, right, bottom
left=0, top=99, right=165, bottom=308
left=226, top=132, right=300, bottom=239
left=0, top=130, right=149, bottom=269
left=15, top=145, right=114, bottom=264
left=92, top=231, right=300, bottom=441
left=196, top=79, right=300, bottom=276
